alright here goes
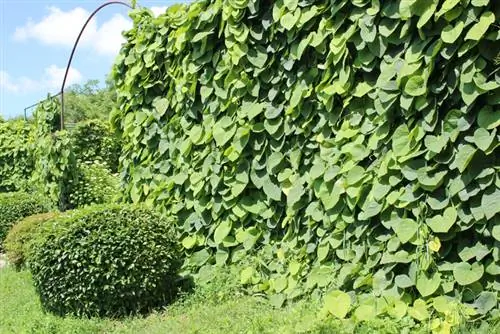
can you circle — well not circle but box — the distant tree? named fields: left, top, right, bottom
left=64, top=79, right=116, bottom=123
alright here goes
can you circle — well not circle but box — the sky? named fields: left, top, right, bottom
left=0, top=0, right=185, bottom=119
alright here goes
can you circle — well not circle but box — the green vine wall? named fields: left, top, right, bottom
left=111, top=0, right=499, bottom=324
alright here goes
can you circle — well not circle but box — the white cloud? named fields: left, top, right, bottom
left=0, top=71, right=21, bottom=93
left=150, top=6, right=167, bottom=17
left=0, top=66, right=82, bottom=95
left=92, top=14, right=132, bottom=56
left=14, top=7, right=96, bottom=47
left=13, top=6, right=131, bottom=56
left=44, top=65, right=83, bottom=90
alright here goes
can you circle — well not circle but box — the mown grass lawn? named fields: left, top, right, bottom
left=0, top=266, right=498, bottom=334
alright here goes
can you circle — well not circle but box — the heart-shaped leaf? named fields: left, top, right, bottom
left=426, top=207, right=457, bottom=233
left=453, top=262, right=484, bottom=286
left=441, top=22, right=464, bottom=44
left=472, top=128, right=494, bottom=151
left=416, top=272, right=441, bottom=297
left=392, top=218, right=418, bottom=244
left=473, top=292, right=497, bottom=315
left=323, top=290, right=351, bottom=319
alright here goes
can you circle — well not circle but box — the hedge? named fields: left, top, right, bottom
left=0, top=192, right=51, bottom=248
left=111, top=0, right=499, bottom=323
left=4, top=212, right=60, bottom=268
left=28, top=205, right=181, bottom=317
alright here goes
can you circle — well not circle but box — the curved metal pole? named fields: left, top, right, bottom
left=60, top=1, right=132, bottom=130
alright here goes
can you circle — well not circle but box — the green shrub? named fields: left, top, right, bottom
left=3, top=212, right=60, bottom=269
left=0, top=192, right=50, bottom=249
left=30, top=100, right=121, bottom=211
left=68, top=161, right=120, bottom=208
left=69, top=120, right=121, bottom=173
left=28, top=204, right=182, bottom=317
left=4, top=212, right=61, bottom=269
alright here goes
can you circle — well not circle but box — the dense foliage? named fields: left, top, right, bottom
left=0, top=120, right=34, bottom=192
left=4, top=212, right=60, bottom=269
left=0, top=192, right=50, bottom=248
left=70, top=120, right=121, bottom=172
left=28, top=205, right=182, bottom=317
left=112, top=0, right=500, bottom=326
left=30, top=98, right=121, bottom=210
left=68, top=161, right=120, bottom=208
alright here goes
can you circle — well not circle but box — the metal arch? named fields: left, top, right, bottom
left=60, top=1, right=132, bottom=130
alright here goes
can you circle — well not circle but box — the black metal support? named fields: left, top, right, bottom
left=23, top=92, right=62, bottom=121
left=60, top=1, right=132, bottom=130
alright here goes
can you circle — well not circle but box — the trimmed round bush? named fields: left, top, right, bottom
left=4, top=212, right=60, bottom=269
left=0, top=192, right=50, bottom=249
left=28, top=204, right=182, bottom=317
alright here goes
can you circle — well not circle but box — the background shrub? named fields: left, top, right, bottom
left=4, top=212, right=60, bottom=269
left=0, top=192, right=51, bottom=249
left=68, top=161, right=120, bottom=208
left=28, top=204, right=182, bottom=317
left=69, top=120, right=121, bottom=173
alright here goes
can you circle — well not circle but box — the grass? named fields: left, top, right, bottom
left=0, top=265, right=498, bottom=334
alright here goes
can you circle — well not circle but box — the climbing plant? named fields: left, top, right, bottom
left=31, top=97, right=76, bottom=210
left=112, top=0, right=500, bottom=326
left=31, top=98, right=119, bottom=210
left=0, top=120, right=34, bottom=192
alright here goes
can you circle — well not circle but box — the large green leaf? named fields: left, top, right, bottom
left=404, top=76, right=426, bottom=96
left=464, top=11, right=495, bottom=40
left=441, top=22, right=464, bottom=44
left=392, top=218, right=418, bottom=244
left=263, top=176, right=282, bottom=201
left=471, top=128, right=494, bottom=151
left=243, top=102, right=265, bottom=121
left=323, top=290, right=351, bottom=319
left=280, top=11, right=300, bottom=31
left=416, top=272, right=441, bottom=297
left=214, top=220, right=232, bottom=245
left=478, top=106, right=500, bottom=129
left=453, top=262, right=484, bottom=286
left=392, top=124, right=411, bottom=156
left=481, top=186, right=500, bottom=220
left=450, top=144, right=477, bottom=173
left=408, top=299, right=429, bottom=321
left=426, top=207, right=457, bottom=233
left=473, top=292, right=497, bottom=315
left=354, top=304, right=377, bottom=322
